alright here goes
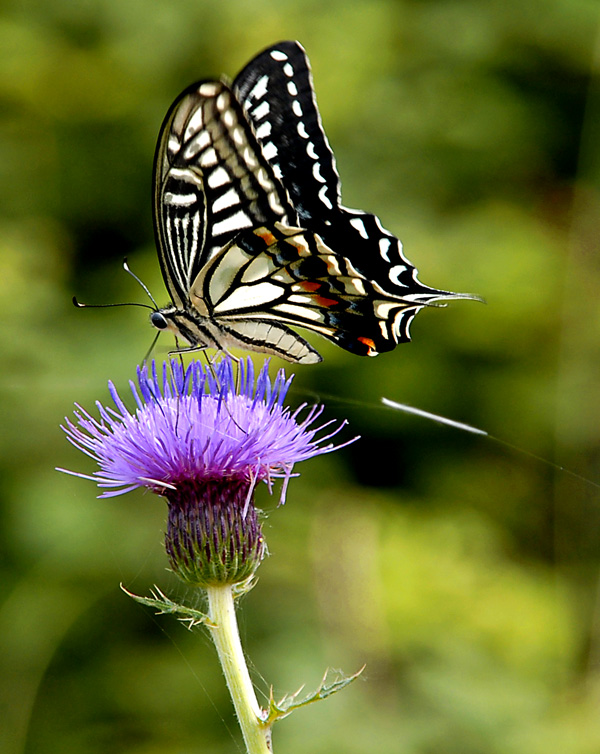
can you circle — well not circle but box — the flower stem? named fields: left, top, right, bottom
left=206, top=585, right=271, bottom=754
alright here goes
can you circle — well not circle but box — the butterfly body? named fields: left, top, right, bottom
left=152, top=41, right=470, bottom=363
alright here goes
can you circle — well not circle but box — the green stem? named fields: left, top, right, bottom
left=206, top=585, right=271, bottom=754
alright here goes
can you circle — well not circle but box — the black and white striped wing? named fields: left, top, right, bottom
left=152, top=79, right=297, bottom=308
left=151, top=42, right=472, bottom=363
left=190, top=223, right=437, bottom=358
left=234, top=41, right=451, bottom=340
left=233, top=40, right=340, bottom=225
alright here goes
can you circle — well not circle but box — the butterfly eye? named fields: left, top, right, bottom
left=150, top=311, right=169, bottom=330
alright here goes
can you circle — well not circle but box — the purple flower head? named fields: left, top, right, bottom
left=60, top=357, right=351, bottom=586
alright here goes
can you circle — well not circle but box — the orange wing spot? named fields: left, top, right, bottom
left=314, top=295, right=338, bottom=307
left=255, top=228, right=277, bottom=246
left=288, top=240, right=307, bottom=256
left=299, top=281, right=321, bottom=292
left=357, top=336, right=377, bottom=353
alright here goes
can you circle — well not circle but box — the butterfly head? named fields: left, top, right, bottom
left=149, top=304, right=221, bottom=352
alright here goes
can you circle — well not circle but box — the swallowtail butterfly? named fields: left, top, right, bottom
left=151, top=41, right=469, bottom=364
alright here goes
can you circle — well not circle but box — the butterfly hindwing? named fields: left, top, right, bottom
left=189, top=224, right=434, bottom=358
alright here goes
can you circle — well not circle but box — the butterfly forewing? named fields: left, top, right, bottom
left=234, top=41, right=341, bottom=225
left=153, top=79, right=297, bottom=306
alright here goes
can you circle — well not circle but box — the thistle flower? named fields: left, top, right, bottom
left=59, top=357, right=350, bottom=587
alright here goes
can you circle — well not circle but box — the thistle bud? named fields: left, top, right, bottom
left=165, top=480, right=265, bottom=586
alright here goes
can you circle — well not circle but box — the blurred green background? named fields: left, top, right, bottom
left=2, top=0, right=600, bottom=752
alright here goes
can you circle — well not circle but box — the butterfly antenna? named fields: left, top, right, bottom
left=122, top=258, right=160, bottom=309
left=73, top=296, right=154, bottom=311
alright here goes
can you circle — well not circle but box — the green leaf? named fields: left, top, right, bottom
left=264, top=665, right=365, bottom=726
left=120, top=584, right=215, bottom=629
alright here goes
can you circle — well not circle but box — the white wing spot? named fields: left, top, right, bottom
left=183, top=129, right=211, bottom=159
left=170, top=167, right=203, bottom=186
left=292, top=100, right=303, bottom=117
left=375, top=301, right=399, bottom=319
left=318, top=185, right=333, bottom=210
left=212, top=210, right=253, bottom=237
left=212, top=187, right=241, bottom=214
left=215, top=281, right=282, bottom=313
left=186, top=108, right=205, bottom=138
left=246, top=74, right=269, bottom=103
left=297, top=122, right=309, bottom=138
left=277, top=303, right=322, bottom=321
left=306, top=141, right=318, bottom=159
left=379, top=238, right=391, bottom=261
left=262, top=142, right=278, bottom=161
left=252, top=100, right=270, bottom=120
left=270, top=50, right=288, bottom=61
left=389, top=264, right=408, bottom=287
left=199, top=147, right=218, bottom=167
left=191, top=211, right=200, bottom=261
left=255, top=121, right=272, bottom=139
left=164, top=192, right=196, bottom=207
left=287, top=81, right=298, bottom=96
left=283, top=63, right=294, bottom=77
left=350, top=217, right=368, bottom=239
left=312, top=163, right=326, bottom=184
left=284, top=234, right=311, bottom=255
left=207, top=166, right=231, bottom=189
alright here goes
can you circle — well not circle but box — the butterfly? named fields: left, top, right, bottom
left=150, top=41, right=470, bottom=365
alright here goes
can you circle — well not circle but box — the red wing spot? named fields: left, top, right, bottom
left=357, top=336, right=377, bottom=353
left=314, top=295, right=338, bottom=307
left=299, top=281, right=321, bottom=292
left=255, top=229, right=277, bottom=246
